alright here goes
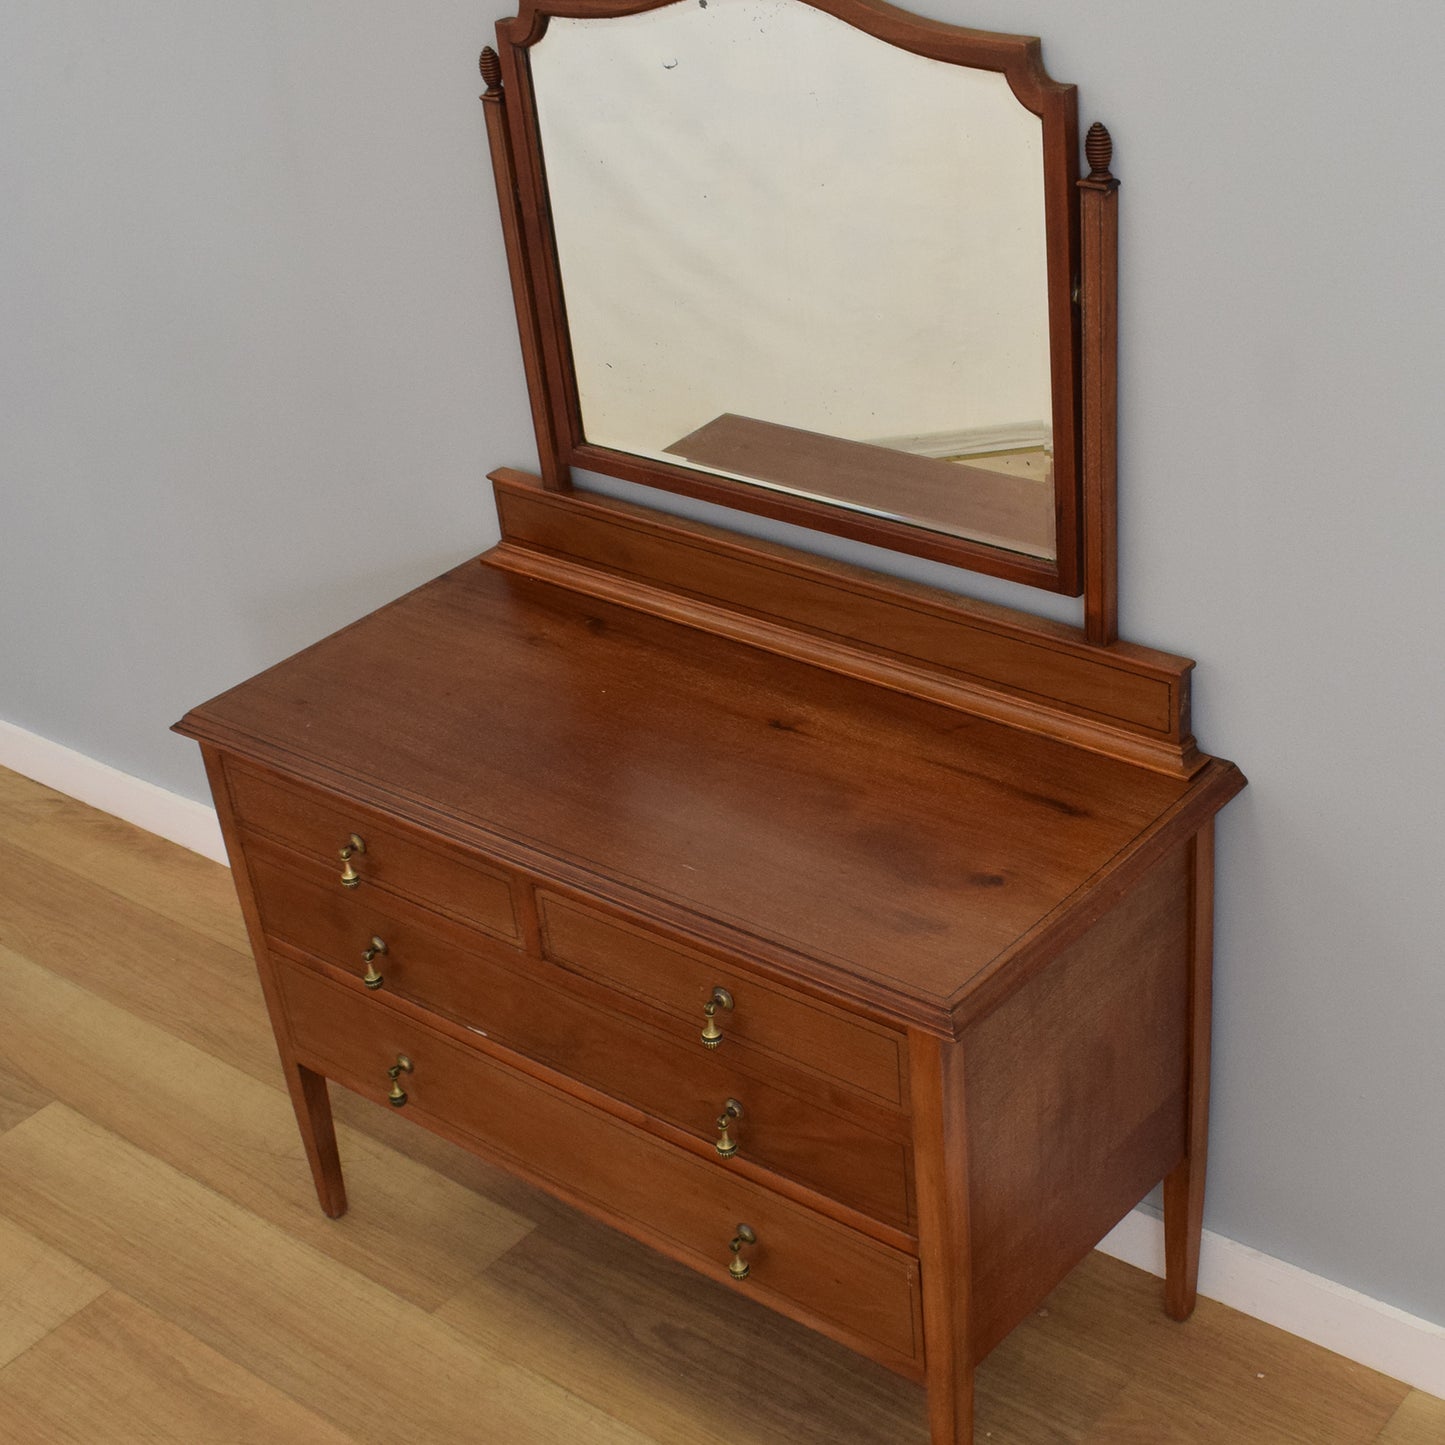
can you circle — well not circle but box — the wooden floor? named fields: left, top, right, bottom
left=0, top=766, right=1439, bottom=1445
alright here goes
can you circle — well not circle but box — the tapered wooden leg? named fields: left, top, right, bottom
left=910, top=1031, right=975, bottom=1444
left=283, top=1061, right=347, bottom=1218
left=1163, top=820, right=1214, bottom=1320
left=200, top=745, right=348, bottom=1220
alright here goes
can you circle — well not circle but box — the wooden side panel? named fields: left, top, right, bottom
left=962, top=840, right=1192, bottom=1357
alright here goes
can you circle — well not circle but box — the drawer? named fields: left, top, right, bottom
left=226, top=762, right=519, bottom=944
left=249, top=847, right=913, bottom=1229
left=537, top=891, right=907, bottom=1107
left=276, top=959, right=922, bottom=1370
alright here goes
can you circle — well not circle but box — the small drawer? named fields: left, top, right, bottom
left=226, top=762, right=519, bottom=944
left=249, top=849, right=913, bottom=1229
left=537, top=891, right=907, bottom=1108
left=276, top=959, right=922, bottom=1371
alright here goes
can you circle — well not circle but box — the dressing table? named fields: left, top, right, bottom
left=176, top=4, right=1245, bottom=1440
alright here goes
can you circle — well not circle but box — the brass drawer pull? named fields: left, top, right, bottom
left=728, top=1223, right=757, bottom=1281
left=700, top=986, right=734, bottom=1049
left=361, top=937, right=387, bottom=989
left=339, top=834, right=366, bottom=888
left=386, top=1053, right=413, bottom=1107
left=714, top=1098, right=744, bottom=1158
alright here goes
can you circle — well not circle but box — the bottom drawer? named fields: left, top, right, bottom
left=275, top=959, right=922, bottom=1371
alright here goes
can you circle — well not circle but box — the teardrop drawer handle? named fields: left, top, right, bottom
left=714, top=1098, right=744, bottom=1158
left=386, top=1053, right=413, bottom=1107
left=728, top=1223, right=757, bottom=1281
left=339, top=834, right=366, bottom=888
left=700, top=986, right=734, bottom=1049
left=361, top=937, right=387, bottom=990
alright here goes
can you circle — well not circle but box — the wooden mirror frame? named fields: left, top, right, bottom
left=481, top=0, right=1115, bottom=606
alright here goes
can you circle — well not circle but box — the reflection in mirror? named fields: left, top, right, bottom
left=530, top=0, right=1055, bottom=558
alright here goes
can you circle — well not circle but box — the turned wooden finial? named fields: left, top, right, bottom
left=1084, top=121, right=1114, bottom=182
left=479, top=46, right=502, bottom=96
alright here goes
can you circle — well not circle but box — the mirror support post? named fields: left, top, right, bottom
left=1079, top=123, right=1120, bottom=646
left=480, top=46, right=568, bottom=489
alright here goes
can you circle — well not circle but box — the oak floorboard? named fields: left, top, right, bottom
left=0, top=1291, right=359, bottom=1445
left=1375, top=1390, right=1445, bottom=1443
left=0, top=766, right=248, bottom=952
left=0, top=1215, right=107, bottom=1369
left=0, top=1058, right=51, bottom=1136
left=0, top=1105, right=659, bottom=1445
left=1046, top=1252, right=1408, bottom=1444
left=0, top=944, right=535, bottom=1310
left=0, top=835, right=278, bottom=1083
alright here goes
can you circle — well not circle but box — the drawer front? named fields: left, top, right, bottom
left=249, top=849, right=912, bottom=1229
left=538, top=891, right=907, bottom=1107
left=276, top=959, right=922, bottom=1369
left=227, top=763, right=519, bottom=944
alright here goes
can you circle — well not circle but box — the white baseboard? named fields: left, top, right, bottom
left=0, top=718, right=227, bottom=865
left=1098, top=1209, right=1445, bottom=1397
left=2, top=720, right=1441, bottom=1396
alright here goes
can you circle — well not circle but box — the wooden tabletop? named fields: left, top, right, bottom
left=179, top=558, right=1236, bottom=1030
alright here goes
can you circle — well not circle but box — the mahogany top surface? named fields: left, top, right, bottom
left=180, top=557, right=1227, bottom=1027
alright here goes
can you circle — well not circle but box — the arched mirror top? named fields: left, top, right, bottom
left=485, top=0, right=1089, bottom=593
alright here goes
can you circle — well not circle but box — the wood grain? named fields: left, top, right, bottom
left=250, top=853, right=913, bottom=1227
left=537, top=889, right=908, bottom=1106
left=490, top=472, right=1191, bottom=749
left=1376, top=1391, right=1445, bottom=1443
left=964, top=840, right=1191, bottom=1356
left=0, top=1291, right=359, bottom=1445
left=1078, top=125, right=1120, bottom=646
left=0, top=770, right=1427, bottom=1443
left=438, top=1216, right=926, bottom=1445
left=1041, top=1253, right=1407, bottom=1445
left=1164, top=819, right=1215, bottom=1319
left=0, top=834, right=276, bottom=1081
left=276, top=957, right=924, bottom=1372
left=173, top=555, right=1215, bottom=1034
left=0, top=766, right=248, bottom=952
left=0, top=942, right=535, bottom=1310
left=0, top=1214, right=106, bottom=1370
left=0, top=1060, right=51, bottom=1137
left=909, top=1032, right=974, bottom=1444
left=0, top=1105, right=657, bottom=1445
left=227, top=760, right=522, bottom=944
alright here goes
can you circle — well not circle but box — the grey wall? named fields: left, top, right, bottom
left=4, top=0, right=1444, bottom=1328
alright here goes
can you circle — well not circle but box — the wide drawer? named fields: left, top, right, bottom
left=276, top=959, right=922, bottom=1370
left=249, top=846, right=913, bottom=1229
left=226, top=762, right=519, bottom=944
left=538, top=891, right=907, bottom=1107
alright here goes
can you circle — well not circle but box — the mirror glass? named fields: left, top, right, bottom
left=529, top=0, right=1056, bottom=559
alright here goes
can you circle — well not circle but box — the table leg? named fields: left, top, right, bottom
left=282, top=1060, right=347, bottom=1218
left=1163, top=819, right=1214, bottom=1320
left=910, top=1031, right=975, bottom=1444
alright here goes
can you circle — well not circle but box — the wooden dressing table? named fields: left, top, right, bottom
left=177, top=6, right=1244, bottom=1441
